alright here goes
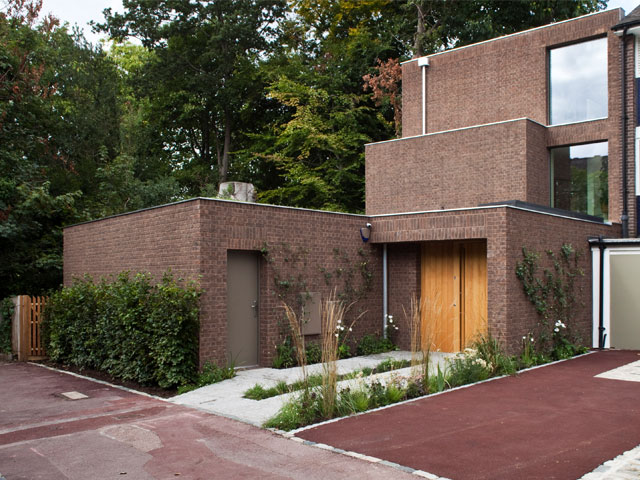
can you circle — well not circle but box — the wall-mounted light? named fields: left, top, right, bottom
left=360, top=223, right=372, bottom=243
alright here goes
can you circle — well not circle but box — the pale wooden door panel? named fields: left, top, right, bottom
left=421, top=241, right=487, bottom=352
left=462, top=242, right=488, bottom=347
left=421, top=243, right=459, bottom=352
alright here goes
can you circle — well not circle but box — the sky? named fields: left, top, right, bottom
left=35, top=0, right=640, bottom=46
left=40, top=0, right=126, bottom=45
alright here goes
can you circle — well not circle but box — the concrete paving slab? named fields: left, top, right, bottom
left=171, top=350, right=453, bottom=426
left=59, top=391, right=89, bottom=400
left=595, top=359, right=640, bottom=382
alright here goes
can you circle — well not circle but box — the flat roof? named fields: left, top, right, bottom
left=65, top=197, right=616, bottom=231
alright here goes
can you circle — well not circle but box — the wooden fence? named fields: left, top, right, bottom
left=12, top=295, right=47, bottom=361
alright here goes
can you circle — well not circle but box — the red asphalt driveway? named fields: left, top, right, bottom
left=0, top=362, right=413, bottom=480
left=298, top=350, right=640, bottom=480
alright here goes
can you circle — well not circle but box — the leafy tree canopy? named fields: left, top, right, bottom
left=0, top=0, right=606, bottom=296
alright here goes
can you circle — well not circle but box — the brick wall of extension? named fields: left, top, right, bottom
left=64, top=198, right=383, bottom=367
left=393, top=8, right=636, bottom=236
left=64, top=198, right=621, bottom=362
left=370, top=207, right=620, bottom=354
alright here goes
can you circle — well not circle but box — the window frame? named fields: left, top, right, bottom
left=549, top=140, right=609, bottom=220
left=547, top=35, right=608, bottom=126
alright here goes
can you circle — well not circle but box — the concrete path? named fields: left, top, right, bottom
left=0, top=361, right=415, bottom=479
left=171, top=350, right=453, bottom=426
left=296, top=350, right=640, bottom=480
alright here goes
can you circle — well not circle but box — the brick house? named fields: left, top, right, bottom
left=64, top=7, right=638, bottom=366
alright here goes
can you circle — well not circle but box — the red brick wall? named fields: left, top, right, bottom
left=370, top=206, right=620, bottom=353
left=196, top=200, right=382, bottom=366
left=401, top=10, right=621, bottom=135
left=386, top=243, right=421, bottom=349
left=394, top=9, right=636, bottom=233
left=64, top=200, right=622, bottom=361
left=64, top=199, right=383, bottom=367
left=366, top=119, right=548, bottom=215
left=504, top=208, right=620, bottom=352
left=64, top=200, right=203, bottom=285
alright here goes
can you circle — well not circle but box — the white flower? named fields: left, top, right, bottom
left=522, top=336, right=526, bottom=340
left=334, top=333, right=339, bottom=337
left=337, top=319, right=342, bottom=324
left=531, top=338, right=534, bottom=342
left=554, top=328, right=559, bottom=333
left=474, top=358, right=487, bottom=368
left=349, top=327, right=353, bottom=332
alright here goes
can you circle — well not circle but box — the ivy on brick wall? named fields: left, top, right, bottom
left=261, top=242, right=375, bottom=366
left=515, top=244, right=586, bottom=358
left=42, top=272, right=201, bottom=388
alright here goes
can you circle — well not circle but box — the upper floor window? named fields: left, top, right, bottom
left=551, top=141, right=608, bottom=219
left=549, top=38, right=607, bottom=125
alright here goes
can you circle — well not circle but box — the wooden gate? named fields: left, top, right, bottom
left=13, top=295, right=47, bottom=361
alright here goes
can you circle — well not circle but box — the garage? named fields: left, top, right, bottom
left=591, top=238, right=640, bottom=349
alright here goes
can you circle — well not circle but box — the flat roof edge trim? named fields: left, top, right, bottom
left=65, top=197, right=366, bottom=229
left=365, top=117, right=543, bottom=146
left=370, top=204, right=614, bottom=225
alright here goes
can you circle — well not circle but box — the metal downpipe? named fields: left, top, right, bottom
left=598, top=236, right=607, bottom=349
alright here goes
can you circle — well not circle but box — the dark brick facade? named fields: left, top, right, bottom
left=387, top=9, right=636, bottom=236
left=366, top=119, right=549, bottom=214
left=370, top=207, right=620, bottom=353
left=65, top=199, right=382, bottom=367
left=63, top=9, right=636, bottom=363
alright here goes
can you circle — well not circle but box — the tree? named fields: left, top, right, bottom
left=242, top=0, right=409, bottom=212
left=97, top=0, right=286, bottom=193
left=410, top=0, right=606, bottom=56
left=363, top=58, right=402, bottom=137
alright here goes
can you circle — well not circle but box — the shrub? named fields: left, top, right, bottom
left=0, top=298, right=14, bottom=354
left=305, top=342, right=321, bottom=364
left=42, top=272, right=201, bottom=389
left=264, top=390, right=321, bottom=430
left=473, top=334, right=517, bottom=376
left=447, top=351, right=491, bottom=388
left=356, top=333, right=395, bottom=356
left=245, top=384, right=270, bottom=400
left=272, top=336, right=296, bottom=369
left=177, top=361, right=235, bottom=394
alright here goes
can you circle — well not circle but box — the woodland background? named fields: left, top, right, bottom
left=0, top=0, right=605, bottom=297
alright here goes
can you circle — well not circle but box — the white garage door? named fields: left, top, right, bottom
left=610, top=253, right=640, bottom=349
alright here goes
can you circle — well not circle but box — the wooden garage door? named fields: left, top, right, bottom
left=421, top=241, right=487, bottom=352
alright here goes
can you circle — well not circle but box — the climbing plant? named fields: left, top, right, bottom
left=261, top=242, right=375, bottom=365
left=515, top=244, right=586, bottom=358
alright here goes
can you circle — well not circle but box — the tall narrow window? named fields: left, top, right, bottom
left=549, top=38, right=607, bottom=125
left=551, top=141, right=608, bottom=219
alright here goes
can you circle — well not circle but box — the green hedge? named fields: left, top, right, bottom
left=43, top=272, right=201, bottom=388
left=0, top=298, right=13, bottom=354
